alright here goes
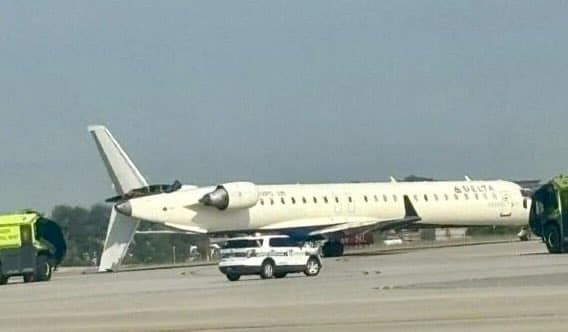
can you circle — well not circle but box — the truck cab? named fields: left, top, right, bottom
left=529, top=176, right=568, bottom=253
left=0, top=211, right=66, bottom=285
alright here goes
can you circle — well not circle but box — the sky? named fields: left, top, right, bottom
left=1, top=1, right=568, bottom=212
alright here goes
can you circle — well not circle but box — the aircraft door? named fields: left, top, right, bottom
left=500, top=192, right=513, bottom=217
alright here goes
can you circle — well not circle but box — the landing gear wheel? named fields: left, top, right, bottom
left=274, top=272, right=287, bottom=279
left=35, top=255, right=52, bottom=282
left=260, top=260, right=275, bottom=279
left=322, top=241, right=344, bottom=257
left=545, top=224, right=563, bottom=254
left=226, top=273, right=240, bottom=282
left=304, top=257, right=321, bottom=277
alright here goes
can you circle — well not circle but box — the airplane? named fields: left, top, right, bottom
left=88, top=125, right=530, bottom=272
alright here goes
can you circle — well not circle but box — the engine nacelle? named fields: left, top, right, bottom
left=199, top=182, right=259, bottom=210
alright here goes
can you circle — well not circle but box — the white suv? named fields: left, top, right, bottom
left=218, top=235, right=322, bottom=281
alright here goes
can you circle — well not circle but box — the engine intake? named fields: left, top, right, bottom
left=199, top=182, right=259, bottom=210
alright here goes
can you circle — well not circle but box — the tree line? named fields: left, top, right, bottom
left=50, top=204, right=203, bottom=266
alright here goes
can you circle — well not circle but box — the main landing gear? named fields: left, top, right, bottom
left=322, top=241, right=344, bottom=257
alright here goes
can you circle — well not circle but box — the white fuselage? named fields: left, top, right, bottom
left=125, top=180, right=529, bottom=234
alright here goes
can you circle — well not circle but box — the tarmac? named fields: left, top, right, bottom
left=2, top=241, right=568, bottom=331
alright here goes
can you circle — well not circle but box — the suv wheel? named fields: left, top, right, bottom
left=260, top=260, right=275, bottom=279
left=226, top=273, right=240, bottom=282
left=304, top=257, right=321, bottom=277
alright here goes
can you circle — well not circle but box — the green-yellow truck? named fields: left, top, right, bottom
left=529, top=176, right=568, bottom=253
left=0, top=211, right=66, bottom=284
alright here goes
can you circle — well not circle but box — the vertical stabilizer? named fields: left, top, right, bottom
left=88, top=125, right=148, bottom=271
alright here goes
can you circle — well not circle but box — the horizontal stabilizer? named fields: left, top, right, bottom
left=98, top=210, right=139, bottom=272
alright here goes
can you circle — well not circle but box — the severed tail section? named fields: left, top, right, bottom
left=88, top=125, right=148, bottom=272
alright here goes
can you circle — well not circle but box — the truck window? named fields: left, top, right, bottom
left=20, top=225, right=32, bottom=244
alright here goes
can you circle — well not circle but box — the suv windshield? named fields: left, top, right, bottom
left=223, top=239, right=263, bottom=249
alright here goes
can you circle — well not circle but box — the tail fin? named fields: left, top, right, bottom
left=88, top=125, right=147, bottom=272
left=88, top=125, right=148, bottom=194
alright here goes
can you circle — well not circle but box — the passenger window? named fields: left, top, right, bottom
left=270, top=198, right=274, bottom=205
left=523, top=198, right=528, bottom=209
left=281, top=197, right=286, bottom=204
left=383, top=194, right=388, bottom=202
left=364, top=195, right=368, bottom=202
left=269, top=237, right=297, bottom=247
left=424, top=194, right=428, bottom=202
left=348, top=196, right=352, bottom=203
left=324, top=196, right=329, bottom=203
left=224, top=239, right=263, bottom=249
left=260, top=199, right=264, bottom=205
left=291, top=197, right=296, bottom=204
left=335, top=197, right=339, bottom=203
left=302, top=197, right=307, bottom=204
left=313, top=197, right=317, bottom=204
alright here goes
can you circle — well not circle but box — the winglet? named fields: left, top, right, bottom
left=403, top=195, right=419, bottom=218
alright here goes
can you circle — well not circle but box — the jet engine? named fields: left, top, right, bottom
left=199, top=182, right=259, bottom=210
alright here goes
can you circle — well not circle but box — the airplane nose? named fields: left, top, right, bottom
left=115, top=201, right=132, bottom=216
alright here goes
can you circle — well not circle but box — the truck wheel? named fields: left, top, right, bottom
left=304, top=257, right=321, bottom=277
left=545, top=224, right=563, bottom=254
left=260, top=260, right=275, bottom=279
left=226, top=273, right=240, bottom=282
left=35, top=255, right=52, bottom=282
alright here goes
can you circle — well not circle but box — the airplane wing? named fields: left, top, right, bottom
left=164, top=223, right=208, bottom=234
left=260, top=195, right=420, bottom=238
left=308, top=195, right=420, bottom=236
